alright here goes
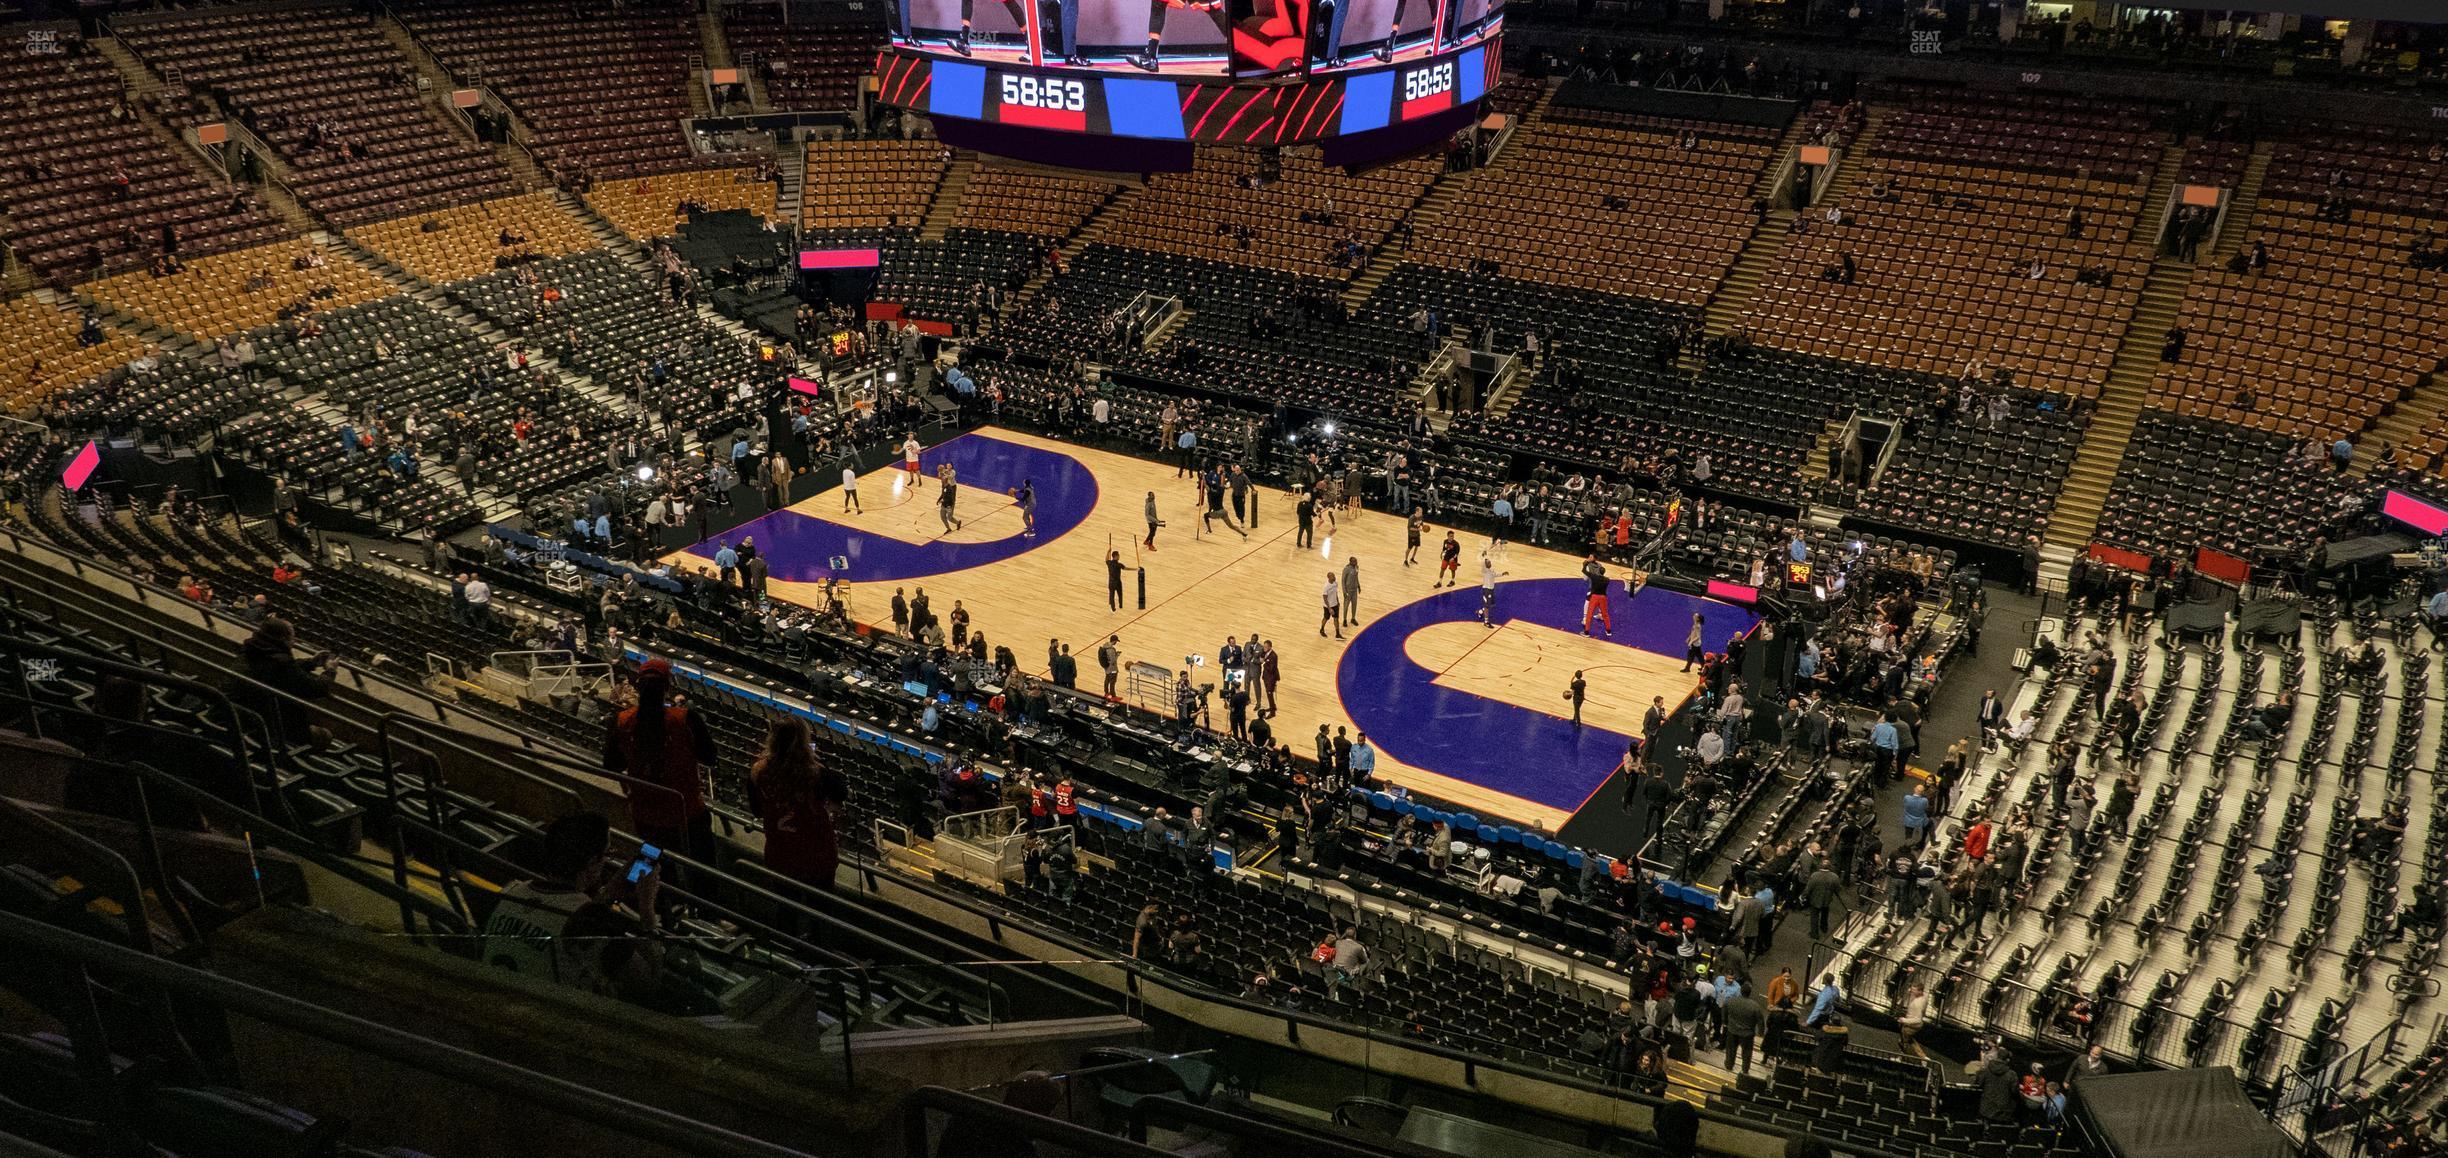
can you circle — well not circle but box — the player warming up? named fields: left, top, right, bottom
left=1476, top=553, right=1506, bottom=627
left=1581, top=554, right=1612, bottom=636
left=1435, top=530, right=1461, bottom=587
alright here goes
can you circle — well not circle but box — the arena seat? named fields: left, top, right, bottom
left=0, top=40, right=282, bottom=282
left=448, top=249, right=768, bottom=459
left=1413, top=107, right=1776, bottom=308
left=1102, top=147, right=1438, bottom=281
left=44, top=353, right=484, bottom=533
left=800, top=140, right=946, bottom=232
left=252, top=294, right=622, bottom=510
left=0, top=297, right=144, bottom=413
left=1742, top=84, right=2169, bottom=401
left=395, top=0, right=748, bottom=181
left=588, top=167, right=779, bottom=242
left=85, top=239, right=392, bottom=342
left=115, top=4, right=514, bottom=228
left=724, top=0, right=885, bottom=111
left=2095, top=411, right=2359, bottom=560
left=348, top=191, right=598, bottom=284
left=958, top=165, right=1115, bottom=238
left=2145, top=196, right=2443, bottom=443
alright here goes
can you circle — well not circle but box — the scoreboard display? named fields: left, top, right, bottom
left=874, top=0, right=1500, bottom=150
left=874, top=40, right=1495, bottom=146
left=887, top=0, right=1499, bottom=78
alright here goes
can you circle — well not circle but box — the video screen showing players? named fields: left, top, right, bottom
left=893, top=0, right=1231, bottom=74
left=1304, top=0, right=1499, bottom=74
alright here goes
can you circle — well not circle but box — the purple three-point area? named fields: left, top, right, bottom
left=678, top=432, right=1099, bottom=583
left=1336, top=579, right=1758, bottom=813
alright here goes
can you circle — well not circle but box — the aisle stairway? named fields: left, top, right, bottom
left=557, top=190, right=657, bottom=275
left=1006, top=186, right=1137, bottom=311
left=774, top=138, right=807, bottom=224
left=2042, top=255, right=2199, bottom=551
left=1683, top=109, right=1886, bottom=373
left=697, top=3, right=737, bottom=69
left=2134, top=143, right=2189, bottom=256
left=2353, top=371, right=2448, bottom=477
left=1340, top=176, right=1460, bottom=310
left=920, top=153, right=977, bottom=242
left=2207, top=143, right=2274, bottom=263
left=1338, top=81, right=1560, bottom=312
left=1748, top=112, right=1818, bottom=204
left=377, top=16, right=548, bottom=191
left=91, top=35, right=321, bottom=237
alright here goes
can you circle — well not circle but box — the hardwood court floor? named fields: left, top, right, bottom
left=671, top=426, right=1729, bottom=831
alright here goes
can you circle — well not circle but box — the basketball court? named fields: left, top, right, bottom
left=668, top=427, right=1755, bottom=831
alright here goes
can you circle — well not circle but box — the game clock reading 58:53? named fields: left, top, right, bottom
left=1401, top=61, right=1456, bottom=103
left=999, top=73, right=1086, bottom=112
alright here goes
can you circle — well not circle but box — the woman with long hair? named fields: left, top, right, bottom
left=748, top=716, right=846, bottom=891
left=602, top=660, right=716, bottom=871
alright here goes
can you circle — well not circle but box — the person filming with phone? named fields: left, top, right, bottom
left=481, top=812, right=701, bottom=1011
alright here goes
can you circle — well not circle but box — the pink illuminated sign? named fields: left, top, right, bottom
left=61, top=441, right=98, bottom=491
left=2384, top=489, right=2448, bottom=536
left=798, top=248, right=880, bottom=270
left=1705, top=579, right=1758, bottom=605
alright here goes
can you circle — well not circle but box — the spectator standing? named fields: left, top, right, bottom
left=602, top=660, right=717, bottom=870
left=1721, top=986, right=1766, bottom=1076
left=748, top=718, right=844, bottom=891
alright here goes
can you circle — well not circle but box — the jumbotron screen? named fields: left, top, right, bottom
left=875, top=38, right=1494, bottom=145
left=888, top=0, right=1500, bottom=78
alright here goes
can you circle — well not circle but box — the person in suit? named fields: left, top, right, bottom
left=1720, top=987, right=1766, bottom=1076
left=1805, top=860, right=1842, bottom=937
left=1976, top=687, right=2007, bottom=748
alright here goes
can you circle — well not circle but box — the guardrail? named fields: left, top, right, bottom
left=1, top=910, right=826, bottom=1158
